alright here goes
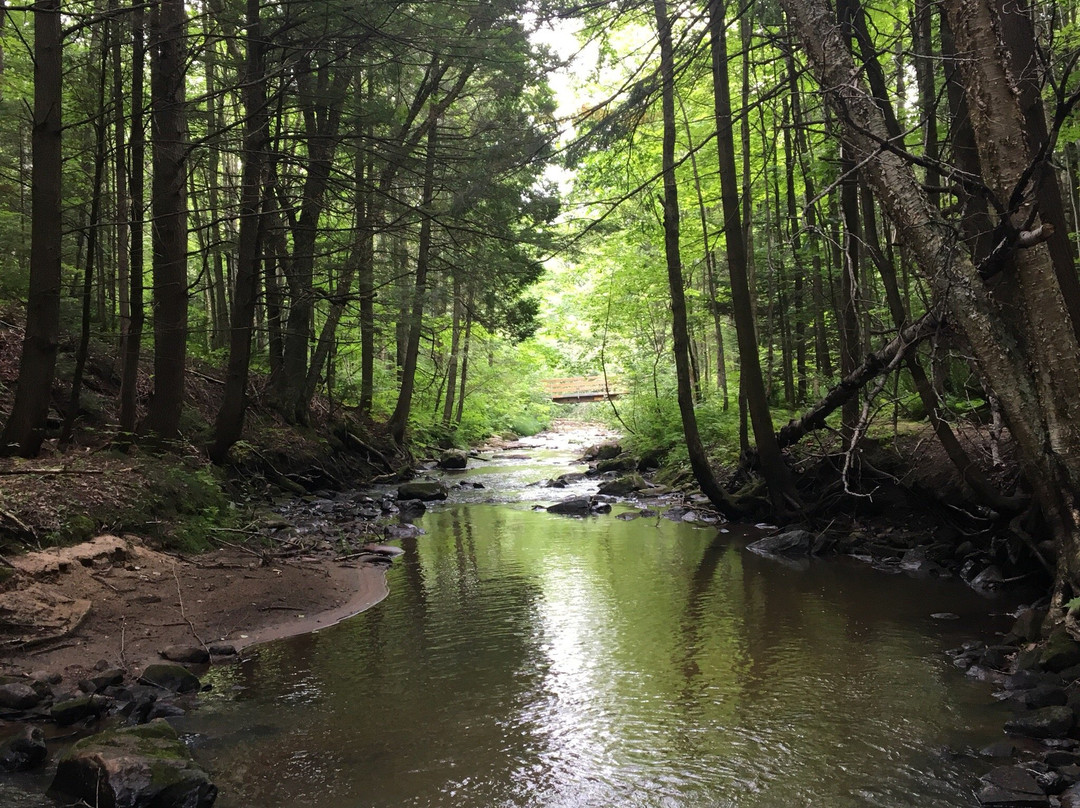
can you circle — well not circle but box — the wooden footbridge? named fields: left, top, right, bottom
left=541, top=376, right=625, bottom=404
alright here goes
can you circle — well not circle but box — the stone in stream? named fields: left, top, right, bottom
left=398, top=499, right=427, bottom=521
left=363, top=543, right=406, bottom=557
left=138, top=663, right=201, bottom=694
left=0, top=726, right=48, bottom=772
left=547, top=498, right=598, bottom=516
left=1004, top=705, right=1076, bottom=739
left=596, top=474, right=649, bottom=497
left=746, top=530, right=815, bottom=557
left=977, top=766, right=1048, bottom=807
left=396, top=481, right=448, bottom=501
left=384, top=523, right=422, bottom=540
left=49, top=719, right=217, bottom=808
left=594, top=455, right=637, bottom=474
left=436, top=451, right=468, bottom=470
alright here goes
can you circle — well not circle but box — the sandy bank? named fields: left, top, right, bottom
left=0, top=534, right=389, bottom=684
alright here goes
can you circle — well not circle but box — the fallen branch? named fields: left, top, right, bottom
left=776, top=310, right=941, bottom=450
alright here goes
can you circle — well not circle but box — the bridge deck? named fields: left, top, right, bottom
left=541, top=376, right=625, bottom=403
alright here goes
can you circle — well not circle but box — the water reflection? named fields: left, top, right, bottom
left=181, top=505, right=1011, bottom=808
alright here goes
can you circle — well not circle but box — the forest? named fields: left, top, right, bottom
left=2, top=0, right=1080, bottom=611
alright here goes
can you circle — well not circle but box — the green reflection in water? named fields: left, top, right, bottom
left=181, top=504, right=1011, bottom=808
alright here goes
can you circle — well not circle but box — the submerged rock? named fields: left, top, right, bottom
left=50, top=719, right=217, bottom=808
left=396, top=482, right=448, bottom=501
left=747, top=530, right=814, bottom=557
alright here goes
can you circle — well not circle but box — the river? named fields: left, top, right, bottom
left=173, top=425, right=1016, bottom=807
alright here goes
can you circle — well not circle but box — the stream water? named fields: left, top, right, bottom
left=172, top=426, right=1016, bottom=808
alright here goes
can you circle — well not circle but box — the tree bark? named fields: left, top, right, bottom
left=709, top=0, right=798, bottom=512
left=117, top=2, right=145, bottom=443
left=1, top=0, right=62, bottom=457
left=209, top=0, right=267, bottom=463
left=140, top=0, right=189, bottom=442
left=387, top=113, right=439, bottom=446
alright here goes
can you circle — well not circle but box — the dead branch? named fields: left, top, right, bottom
left=776, top=310, right=941, bottom=450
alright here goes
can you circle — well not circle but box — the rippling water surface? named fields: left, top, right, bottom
left=173, top=435, right=1016, bottom=808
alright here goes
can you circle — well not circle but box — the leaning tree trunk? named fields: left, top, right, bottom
left=1, top=0, right=63, bottom=457
left=781, top=0, right=1080, bottom=609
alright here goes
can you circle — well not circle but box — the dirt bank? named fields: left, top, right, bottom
left=0, top=534, right=388, bottom=685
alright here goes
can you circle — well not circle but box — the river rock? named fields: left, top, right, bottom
left=977, top=766, right=1048, bottom=807
left=396, top=482, right=448, bottom=501
left=594, top=455, right=637, bottom=474
left=1005, top=706, right=1076, bottom=738
left=384, top=523, right=422, bottom=540
left=1010, top=684, right=1069, bottom=709
left=597, top=474, right=649, bottom=497
left=50, top=719, right=217, bottom=808
left=80, top=669, right=125, bottom=694
left=398, top=499, right=426, bottom=521
left=0, top=726, right=48, bottom=772
left=1009, top=608, right=1048, bottom=643
left=547, top=498, right=595, bottom=516
left=139, top=663, right=201, bottom=694
left=160, top=645, right=210, bottom=665
left=747, top=530, right=814, bottom=557
left=436, top=451, right=468, bottom=470
left=208, top=644, right=237, bottom=657
left=1063, top=783, right=1080, bottom=808
left=0, top=681, right=44, bottom=710
left=1040, top=628, right=1080, bottom=673
left=545, top=473, right=586, bottom=488
left=52, top=695, right=108, bottom=727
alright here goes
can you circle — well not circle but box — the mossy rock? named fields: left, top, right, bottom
left=1040, top=626, right=1080, bottom=673
left=49, top=719, right=217, bottom=808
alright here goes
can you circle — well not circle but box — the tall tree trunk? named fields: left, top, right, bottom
left=209, top=0, right=267, bottom=463
left=711, top=0, right=797, bottom=511
left=655, top=0, right=738, bottom=514
left=388, top=114, right=439, bottom=446
left=455, top=300, right=472, bottom=425
left=272, top=63, right=351, bottom=424
left=203, top=23, right=230, bottom=351
left=442, top=275, right=462, bottom=426
left=62, top=25, right=110, bottom=446
left=117, top=2, right=145, bottom=442
left=140, top=0, right=189, bottom=442
left=1, top=0, right=62, bottom=456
